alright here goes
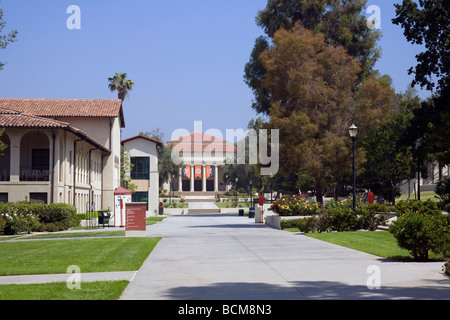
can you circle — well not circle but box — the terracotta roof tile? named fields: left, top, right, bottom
left=0, top=107, right=110, bottom=153
left=0, top=98, right=125, bottom=127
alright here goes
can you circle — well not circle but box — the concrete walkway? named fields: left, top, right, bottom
left=120, top=214, right=450, bottom=300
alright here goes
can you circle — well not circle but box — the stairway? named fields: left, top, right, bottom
left=185, top=196, right=221, bottom=214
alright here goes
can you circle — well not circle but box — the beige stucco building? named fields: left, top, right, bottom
left=0, top=98, right=124, bottom=213
left=122, top=135, right=162, bottom=215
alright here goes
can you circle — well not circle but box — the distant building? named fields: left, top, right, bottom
left=166, top=132, right=236, bottom=194
left=0, top=98, right=124, bottom=212
left=122, top=135, right=163, bottom=215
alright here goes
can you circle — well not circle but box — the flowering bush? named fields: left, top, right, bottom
left=270, top=196, right=319, bottom=216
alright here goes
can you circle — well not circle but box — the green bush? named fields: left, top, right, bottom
left=357, top=203, right=391, bottom=231
left=280, top=218, right=302, bottom=230
left=0, top=203, right=79, bottom=235
left=390, top=201, right=450, bottom=261
left=435, top=178, right=450, bottom=206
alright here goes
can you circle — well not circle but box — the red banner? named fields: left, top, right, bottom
left=194, top=166, right=202, bottom=179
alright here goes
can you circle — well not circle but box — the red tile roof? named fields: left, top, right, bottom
left=122, top=135, right=163, bottom=147
left=168, top=131, right=236, bottom=153
left=0, top=98, right=125, bottom=127
left=0, top=107, right=111, bottom=153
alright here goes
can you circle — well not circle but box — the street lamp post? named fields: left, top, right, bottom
left=235, top=177, right=239, bottom=206
left=349, top=124, right=358, bottom=213
left=250, top=180, right=253, bottom=208
left=416, top=139, right=422, bottom=201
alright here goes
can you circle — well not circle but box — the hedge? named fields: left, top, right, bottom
left=0, top=203, right=80, bottom=235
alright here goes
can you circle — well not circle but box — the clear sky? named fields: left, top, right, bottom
left=0, top=0, right=430, bottom=143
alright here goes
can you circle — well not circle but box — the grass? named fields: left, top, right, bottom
left=306, top=231, right=444, bottom=261
left=396, top=190, right=439, bottom=202
left=147, top=216, right=166, bottom=225
left=0, top=281, right=129, bottom=300
left=0, top=237, right=160, bottom=276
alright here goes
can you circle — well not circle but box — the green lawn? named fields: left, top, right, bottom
left=306, top=231, right=443, bottom=261
left=0, top=237, right=160, bottom=276
left=396, top=190, right=439, bottom=202
left=0, top=281, right=129, bottom=300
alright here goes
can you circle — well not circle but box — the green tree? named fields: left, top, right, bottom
left=361, top=99, right=418, bottom=204
left=393, top=0, right=449, bottom=93
left=108, top=73, right=135, bottom=101
left=244, top=0, right=381, bottom=115
left=393, top=0, right=450, bottom=164
left=0, top=3, right=18, bottom=70
left=259, top=22, right=393, bottom=203
left=139, top=130, right=180, bottom=189
left=120, top=146, right=137, bottom=193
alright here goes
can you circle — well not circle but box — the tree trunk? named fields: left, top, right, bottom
left=316, top=179, right=323, bottom=204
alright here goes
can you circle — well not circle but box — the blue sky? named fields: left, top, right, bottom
left=0, top=0, right=430, bottom=143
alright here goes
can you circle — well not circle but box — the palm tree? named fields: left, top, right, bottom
left=108, top=73, right=135, bottom=101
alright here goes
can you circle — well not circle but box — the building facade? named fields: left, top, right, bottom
left=0, top=98, right=124, bottom=213
left=122, top=135, right=162, bottom=215
left=167, top=132, right=236, bottom=194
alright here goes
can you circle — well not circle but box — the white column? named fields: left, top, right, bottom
left=190, top=165, right=194, bottom=192
left=178, top=167, right=183, bottom=192
left=214, top=166, right=219, bottom=192
left=202, top=165, right=206, bottom=192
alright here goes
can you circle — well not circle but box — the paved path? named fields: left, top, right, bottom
left=120, top=214, right=450, bottom=300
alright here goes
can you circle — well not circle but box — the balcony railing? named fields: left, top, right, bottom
left=0, top=167, right=10, bottom=181
left=20, top=167, right=50, bottom=182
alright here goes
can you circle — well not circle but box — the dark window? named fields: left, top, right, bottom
left=32, top=149, right=49, bottom=171
left=132, top=192, right=148, bottom=210
left=30, top=193, right=47, bottom=204
left=0, top=193, right=8, bottom=203
left=131, top=157, right=150, bottom=180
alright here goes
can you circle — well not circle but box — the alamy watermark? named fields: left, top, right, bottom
left=66, top=265, right=81, bottom=290
left=367, top=5, right=381, bottom=30
left=366, top=265, right=381, bottom=290
left=66, top=5, right=81, bottom=30
left=171, top=121, right=279, bottom=176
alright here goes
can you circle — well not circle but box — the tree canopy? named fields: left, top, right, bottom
left=244, top=0, right=381, bottom=115
left=259, top=22, right=393, bottom=203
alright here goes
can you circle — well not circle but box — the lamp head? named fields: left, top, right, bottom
left=348, top=124, right=358, bottom=139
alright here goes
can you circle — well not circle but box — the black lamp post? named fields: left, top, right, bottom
left=415, top=139, right=422, bottom=201
left=235, top=177, right=239, bottom=206
left=249, top=180, right=253, bottom=208
left=349, top=124, right=358, bottom=213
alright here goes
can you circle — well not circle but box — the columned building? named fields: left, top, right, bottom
left=166, top=132, right=236, bottom=194
left=0, top=98, right=124, bottom=213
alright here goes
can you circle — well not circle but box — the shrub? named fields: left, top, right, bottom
left=390, top=202, right=450, bottom=261
left=357, top=203, right=391, bottom=231
left=435, top=178, right=450, bottom=206
left=444, top=260, right=450, bottom=277
left=0, top=203, right=79, bottom=235
left=280, top=218, right=302, bottom=230
left=324, top=206, right=358, bottom=232
left=271, top=196, right=319, bottom=216
left=395, top=200, right=440, bottom=217
left=297, top=216, right=319, bottom=233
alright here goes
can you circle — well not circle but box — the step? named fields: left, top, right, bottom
left=188, top=209, right=221, bottom=215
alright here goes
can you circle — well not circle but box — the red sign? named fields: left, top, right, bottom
left=259, top=196, right=264, bottom=206
left=126, top=203, right=147, bottom=231
left=368, top=192, right=374, bottom=205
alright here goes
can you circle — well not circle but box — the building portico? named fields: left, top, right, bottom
left=166, top=132, right=236, bottom=195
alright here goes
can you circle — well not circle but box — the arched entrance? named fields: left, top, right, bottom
left=20, top=131, right=50, bottom=181
left=0, top=133, right=10, bottom=181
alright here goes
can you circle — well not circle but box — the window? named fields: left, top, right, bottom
left=131, top=157, right=150, bottom=180
left=132, top=192, right=148, bottom=210
left=32, top=149, right=49, bottom=171
left=30, top=193, right=47, bottom=204
left=0, top=193, right=8, bottom=203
